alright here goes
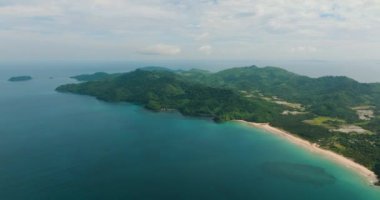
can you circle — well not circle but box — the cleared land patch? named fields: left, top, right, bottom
left=304, top=117, right=371, bottom=134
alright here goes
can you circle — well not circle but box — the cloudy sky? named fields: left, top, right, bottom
left=1, top=0, right=380, bottom=61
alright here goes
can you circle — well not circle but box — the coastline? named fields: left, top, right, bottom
left=234, top=120, right=379, bottom=185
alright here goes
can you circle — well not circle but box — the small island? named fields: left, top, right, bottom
left=8, top=76, right=32, bottom=82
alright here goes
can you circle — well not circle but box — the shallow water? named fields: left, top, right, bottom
left=0, top=68, right=380, bottom=200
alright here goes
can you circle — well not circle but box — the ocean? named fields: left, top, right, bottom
left=0, top=65, right=380, bottom=199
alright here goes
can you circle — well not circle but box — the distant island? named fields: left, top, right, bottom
left=57, top=66, right=380, bottom=185
left=8, top=76, right=32, bottom=82
left=71, top=72, right=110, bottom=82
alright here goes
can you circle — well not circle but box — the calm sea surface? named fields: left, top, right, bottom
left=0, top=67, right=380, bottom=199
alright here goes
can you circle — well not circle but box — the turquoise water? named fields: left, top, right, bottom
left=1, top=69, right=380, bottom=199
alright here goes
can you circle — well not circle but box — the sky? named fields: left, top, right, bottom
left=1, top=0, right=380, bottom=62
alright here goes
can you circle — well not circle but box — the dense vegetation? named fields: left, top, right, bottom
left=181, top=66, right=377, bottom=122
left=8, top=76, right=32, bottom=82
left=59, top=70, right=282, bottom=122
left=58, top=66, right=380, bottom=184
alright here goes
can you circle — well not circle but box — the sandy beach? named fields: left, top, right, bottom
left=234, top=120, right=379, bottom=185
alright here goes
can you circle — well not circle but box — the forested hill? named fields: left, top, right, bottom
left=58, top=69, right=282, bottom=122
left=180, top=66, right=380, bottom=122
left=58, top=66, right=380, bottom=184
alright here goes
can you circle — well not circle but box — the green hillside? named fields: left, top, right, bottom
left=183, top=66, right=378, bottom=122
left=58, top=69, right=282, bottom=122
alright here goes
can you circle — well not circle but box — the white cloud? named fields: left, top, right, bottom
left=138, top=44, right=181, bottom=56
left=291, top=46, right=318, bottom=53
left=199, top=45, right=213, bottom=55
left=0, top=4, right=61, bottom=17
left=195, top=32, right=210, bottom=41
left=0, top=0, right=380, bottom=61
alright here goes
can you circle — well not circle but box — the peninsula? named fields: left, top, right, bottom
left=57, top=66, right=380, bottom=185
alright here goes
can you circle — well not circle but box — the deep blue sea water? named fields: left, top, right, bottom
left=0, top=67, right=380, bottom=199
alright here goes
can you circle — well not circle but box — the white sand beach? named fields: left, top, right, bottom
left=235, top=120, right=379, bottom=185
